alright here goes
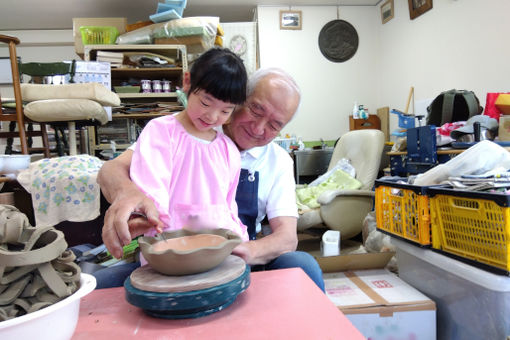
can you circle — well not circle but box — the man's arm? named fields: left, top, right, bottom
left=232, top=216, right=297, bottom=265
left=97, top=149, right=163, bottom=259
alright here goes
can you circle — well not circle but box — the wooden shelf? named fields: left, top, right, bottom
left=84, top=44, right=188, bottom=156
left=117, top=92, right=178, bottom=99
left=111, top=112, right=171, bottom=119
left=84, top=44, right=187, bottom=67
left=111, top=67, right=183, bottom=78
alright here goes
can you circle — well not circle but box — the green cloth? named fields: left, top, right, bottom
left=296, top=169, right=362, bottom=210
left=152, top=26, right=207, bottom=39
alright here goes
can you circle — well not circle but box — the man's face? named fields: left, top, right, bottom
left=225, top=76, right=299, bottom=151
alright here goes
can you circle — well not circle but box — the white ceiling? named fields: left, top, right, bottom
left=0, top=0, right=381, bottom=30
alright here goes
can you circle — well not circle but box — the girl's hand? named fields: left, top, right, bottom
left=102, top=188, right=163, bottom=259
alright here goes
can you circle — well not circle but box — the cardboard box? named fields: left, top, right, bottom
left=72, top=18, right=127, bottom=59
left=318, top=252, right=436, bottom=340
left=499, top=115, right=510, bottom=141
left=154, top=36, right=209, bottom=54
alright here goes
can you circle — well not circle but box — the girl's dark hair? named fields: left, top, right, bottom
left=189, top=47, right=247, bottom=105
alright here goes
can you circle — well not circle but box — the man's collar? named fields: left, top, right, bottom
left=241, top=145, right=266, bottom=159
left=219, top=125, right=268, bottom=160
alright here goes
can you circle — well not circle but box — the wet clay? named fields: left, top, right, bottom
left=138, top=228, right=242, bottom=276
left=152, top=234, right=227, bottom=252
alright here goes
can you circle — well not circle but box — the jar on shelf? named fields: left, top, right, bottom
left=162, top=80, right=172, bottom=93
left=152, top=80, right=162, bottom=93
left=141, top=79, right=151, bottom=93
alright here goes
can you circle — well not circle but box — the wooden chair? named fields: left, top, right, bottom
left=2, top=34, right=115, bottom=157
left=0, top=34, right=51, bottom=157
left=19, top=60, right=82, bottom=156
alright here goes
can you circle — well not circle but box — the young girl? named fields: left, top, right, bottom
left=129, top=48, right=249, bottom=242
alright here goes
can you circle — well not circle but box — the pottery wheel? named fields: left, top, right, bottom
left=124, top=258, right=250, bottom=319
left=130, top=254, right=246, bottom=293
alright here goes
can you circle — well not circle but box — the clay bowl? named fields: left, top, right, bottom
left=138, top=228, right=242, bottom=276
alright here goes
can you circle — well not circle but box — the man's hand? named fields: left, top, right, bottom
left=232, top=216, right=298, bottom=265
left=98, top=150, right=163, bottom=259
left=232, top=241, right=257, bottom=264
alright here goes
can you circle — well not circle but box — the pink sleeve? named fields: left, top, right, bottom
left=130, top=119, right=172, bottom=224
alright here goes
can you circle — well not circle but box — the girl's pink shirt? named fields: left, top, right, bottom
left=130, top=115, right=248, bottom=241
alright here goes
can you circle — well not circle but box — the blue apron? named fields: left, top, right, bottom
left=235, top=169, right=259, bottom=240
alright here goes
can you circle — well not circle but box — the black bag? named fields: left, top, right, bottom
left=426, top=89, right=483, bottom=127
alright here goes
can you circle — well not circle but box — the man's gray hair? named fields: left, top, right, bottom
left=247, top=67, right=301, bottom=102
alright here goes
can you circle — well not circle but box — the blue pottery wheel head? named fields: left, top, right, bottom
left=124, top=262, right=250, bottom=319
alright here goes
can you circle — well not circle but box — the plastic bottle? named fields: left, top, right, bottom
left=353, top=101, right=359, bottom=119
left=359, top=105, right=368, bottom=119
left=297, top=137, right=305, bottom=150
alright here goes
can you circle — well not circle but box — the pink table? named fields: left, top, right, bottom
left=72, top=268, right=364, bottom=340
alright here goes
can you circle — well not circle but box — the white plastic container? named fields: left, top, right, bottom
left=321, top=230, right=340, bottom=257
left=393, top=238, right=510, bottom=340
left=0, top=273, right=96, bottom=340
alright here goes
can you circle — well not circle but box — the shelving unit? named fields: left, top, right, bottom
left=83, top=44, right=188, bottom=155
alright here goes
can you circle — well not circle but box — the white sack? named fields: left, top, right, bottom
left=413, top=140, right=510, bottom=186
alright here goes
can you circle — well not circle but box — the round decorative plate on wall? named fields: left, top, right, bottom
left=318, top=20, right=359, bottom=63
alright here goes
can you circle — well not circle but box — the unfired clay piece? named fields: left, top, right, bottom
left=0, top=205, right=81, bottom=320
left=138, top=228, right=242, bottom=276
left=152, top=234, right=227, bottom=252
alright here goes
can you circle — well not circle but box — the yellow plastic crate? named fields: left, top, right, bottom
left=375, top=179, right=431, bottom=246
left=79, top=26, right=119, bottom=45
left=429, top=187, right=510, bottom=273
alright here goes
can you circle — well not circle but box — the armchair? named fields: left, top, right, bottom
left=297, top=129, right=385, bottom=239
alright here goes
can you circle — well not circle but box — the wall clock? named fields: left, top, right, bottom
left=229, top=34, right=248, bottom=56
left=222, top=22, right=257, bottom=74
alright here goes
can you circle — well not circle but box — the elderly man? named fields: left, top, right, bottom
left=97, top=68, right=324, bottom=291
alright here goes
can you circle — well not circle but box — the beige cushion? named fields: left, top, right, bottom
left=21, top=83, right=121, bottom=107
left=24, top=99, right=108, bottom=125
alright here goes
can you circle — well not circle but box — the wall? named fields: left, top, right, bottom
left=257, top=0, right=510, bottom=141
left=377, top=0, right=510, bottom=127
left=257, top=5, right=379, bottom=141
left=0, top=30, right=76, bottom=97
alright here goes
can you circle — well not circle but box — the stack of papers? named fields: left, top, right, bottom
left=96, top=51, right=124, bottom=68
left=445, top=171, right=510, bottom=191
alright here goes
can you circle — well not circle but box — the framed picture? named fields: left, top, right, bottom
left=381, top=0, right=394, bottom=24
left=408, top=0, right=433, bottom=20
left=280, top=10, right=302, bottom=30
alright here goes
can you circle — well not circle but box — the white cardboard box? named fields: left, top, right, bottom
left=319, top=253, right=436, bottom=340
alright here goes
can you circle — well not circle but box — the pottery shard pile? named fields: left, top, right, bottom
left=0, top=205, right=81, bottom=321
